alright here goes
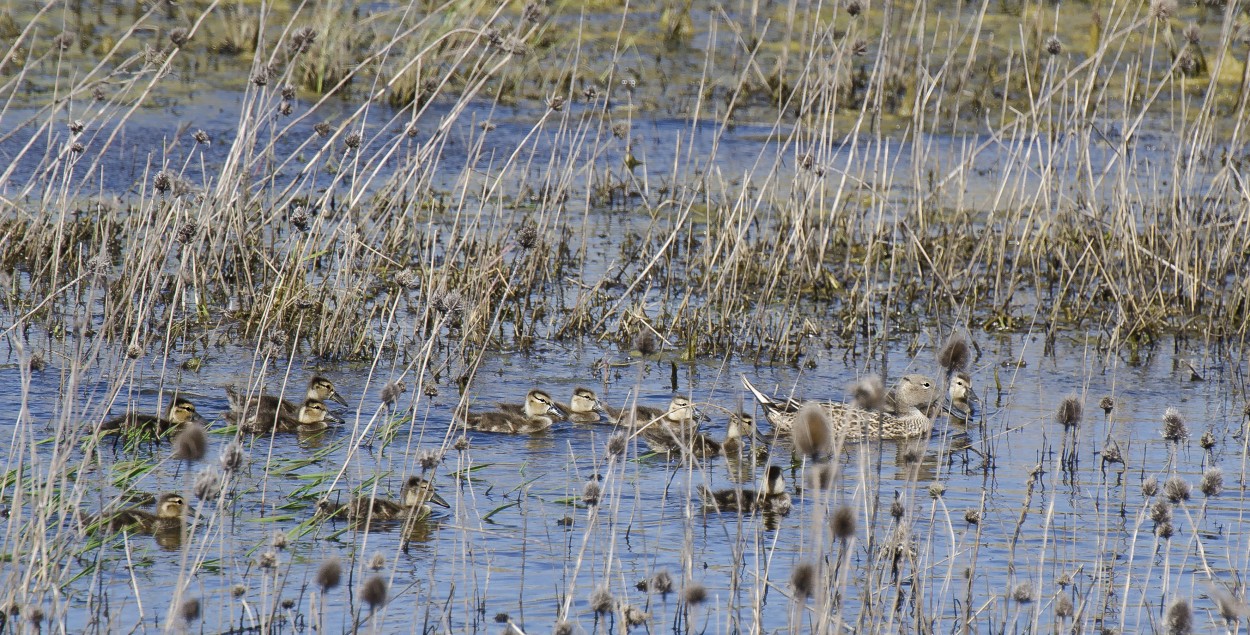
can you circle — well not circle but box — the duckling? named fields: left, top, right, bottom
left=224, top=376, right=349, bottom=424
left=463, top=389, right=566, bottom=434
left=697, top=465, right=792, bottom=516
left=318, top=476, right=450, bottom=524
left=609, top=396, right=707, bottom=431
left=229, top=398, right=343, bottom=434
left=722, top=412, right=769, bottom=460
left=564, top=387, right=608, bottom=424
left=946, top=372, right=980, bottom=423
left=97, top=398, right=206, bottom=439
left=87, top=492, right=186, bottom=535
left=639, top=422, right=722, bottom=458
left=742, top=374, right=939, bottom=441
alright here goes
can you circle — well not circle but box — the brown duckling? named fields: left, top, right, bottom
left=564, top=387, right=608, bottom=424
left=87, top=492, right=187, bottom=535
left=97, top=398, right=206, bottom=439
left=225, top=376, right=348, bottom=423
left=697, top=466, right=792, bottom=516
left=229, top=398, right=343, bottom=434
left=318, top=476, right=450, bottom=524
left=743, top=374, right=939, bottom=441
left=463, top=389, right=565, bottom=434
left=721, top=412, right=770, bottom=460
left=609, top=395, right=707, bottom=430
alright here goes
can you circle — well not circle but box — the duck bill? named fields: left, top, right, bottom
left=191, top=411, right=209, bottom=426
left=427, top=491, right=451, bottom=509
left=547, top=404, right=567, bottom=419
left=592, top=400, right=607, bottom=415
left=324, top=411, right=346, bottom=424
left=328, top=391, right=349, bottom=407
left=694, top=407, right=710, bottom=422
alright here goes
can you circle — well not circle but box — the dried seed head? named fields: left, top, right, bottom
left=683, top=583, right=707, bottom=606
left=173, top=423, right=208, bottom=462
left=928, top=482, right=946, bottom=499
left=454, top=435, right=470, bottom=451
left=423, top=383, right=439, bottom=397
left=831, top=506, right=857, bottom=541
left=1142, top=476, right=1159, bottom=498
left=851, top=375, right=885, bottom=410
left=937, top=335, right=970, bottom=373
left=1151, top=0, right=1178, bottom=20
left=1165, top=598, right=1192, bottom=634
left=258, top=550, right=278, bottom=570
left=126, top=343, right=144, bottom=359
left=647, top=570, right=674, bottom=596
left=193, top=467, right=222, bottom=500
left=516, top=225, right=539, bottom=249
left=53, top=31, right=75, bottom=51
left=494, top=612, right=510, bottom=623
left=290, top=27, right=317, bottom=54
left=169, top=28, right=189, bottom=47
left=232, top=584, right=246, bottom=598
left=1213, top=586, right=1246, bottom=623
left=1151, top=500, right=1173, bottom=525
left=220, top=441, right=245, bottom=472
left=271, top=530, right=289, bottom=550
left=175, top=222, right=197, bottom=245
left=417, top=448, right=442, bottom=472
left=281, top=85, right=296, bottom=101
left=193, top=129, right=210, bottom=144
left=964, top=509, right=981, bottom=525
left=793, top=403, right=832, bottom=459
left=1200, top=430, right=1215, bottom=450
left=1101, top=443, right=1123, bottom=465
left=313, top=122, right=331, bottom=138
left=70, top=142, right=84, bottom=155
left=24, top=605, right=44, bottom=626
left=846, top=0, right=862, bottom=16
left=368, top=552, right=386, bottom=571
left=278, top=101, right=293, bottom=116
left=359, top=575, right=388, bottom=609
left=1012, top=582, right=1034, bottom=604
left=344, top=132, right=362, bottom=150
left=582, top=477, right=602, bottom=507
left=589, top=586, right=614, bottom=614
left=280, top=598, right=295, bottom=610
left=1099, top=395, right=1114, bottom=414
left=381, top=380, right=406, bottom=406
left=1157, top=521, right=1175, bottom=539
left=623, top=605, right=648, bottom=627
left=546, top=94, right=565, bottom=111
left=154, top=171, right=172, bottom=194
left=553, top=620, right=574, bottom=635
left=180, top=597, right=200, bottom=622
left=1054, top=593, right=1074, bottom=619
left=1055, top=397, right=1082, bottom=429
left=1044, top=36, right=1062, bottom=56
left=606, top=432, right=627, bottom=458
left=1201, top=468, right=1223, bottom=497
left=1163, top=476, right=1191, bottom=503
left=394, top=269, right=418, bottom=289
left=890, top=492, right=905, bottom=521
left=1162, top=408, right=1188, bottom=442
left=315, top=557, right=342, bottom=591
left=289, top=206, right=310, bottom=232
left=68, top=120, right=85, bottom=135
left=250, top=68, right=269, bottom=87
left=791, top=562, right=816, bottom=599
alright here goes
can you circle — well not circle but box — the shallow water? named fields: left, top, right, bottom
left=2, top=329, right=1247, bottom=633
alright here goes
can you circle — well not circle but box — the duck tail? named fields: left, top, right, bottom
left=741, top=375, right=778, bottom=409
left=224, top=385, right=243, bottom=410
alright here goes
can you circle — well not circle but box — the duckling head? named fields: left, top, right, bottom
left=666, top=397, right=706, bottom=423
left=763, top=465, right=787, bottom=496
left=314, top=498, right=342, bottom=519
left=726, top=412, right=754, bottom=440
left=299, top=399, right=344, bottom=428
left=525, top=390, right=566, bottom=419
left=156, top=493, right=187, bottom=519
left=309, top=376, right=349, bottom=407
left=402, top=475, right=450, bottom=509
left=895, top=375, right=939, bottom=411
left=950, top=372, right=977, bottom=404
left=168, top=398, right=207, bottom=425
left=570, top=388, right=605, bottom=415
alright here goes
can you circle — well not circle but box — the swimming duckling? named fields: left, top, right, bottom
left=564, top=387, right=608, bottom=424
left=229, top=398, right=343, bottom=434
left=87, top=492, right=186, bottom=536
left=697, top=466, right=792, bottom=515
left=722, top=412, right=770, bottom=460
left=742, top=374, right=939, bottom=441
left=609, top=396, right=707, bottom=431
left=97, top=398, right=206, bottom=439
left=463, top=389, right=566, bottom=434
left=946, top=372, right=980, bottom=423
left=639, top=423, right=722, bottom=458
left=318, top=476, right=450, bottom=524
left=225, top=376, right=348, bottom=423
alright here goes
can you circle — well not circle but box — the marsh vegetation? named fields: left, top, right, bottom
left=3, top=0, right=1250, bottom=632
